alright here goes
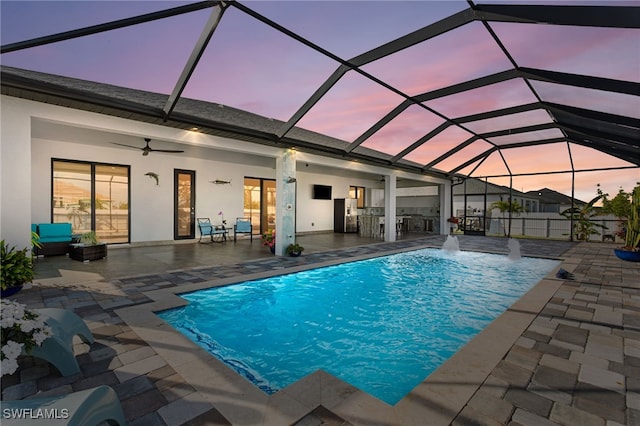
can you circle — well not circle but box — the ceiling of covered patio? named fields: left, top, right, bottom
left=1, top=1, right=638, bottom=198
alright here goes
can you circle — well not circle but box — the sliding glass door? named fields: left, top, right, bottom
left=52, top=159, right=130, bottom=243
left=94, top=165, right=129, bottom=243
left=243, top=177, right=275, bottom=235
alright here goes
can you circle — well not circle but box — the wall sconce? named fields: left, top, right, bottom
left=286, top=177, right=297, bottom=183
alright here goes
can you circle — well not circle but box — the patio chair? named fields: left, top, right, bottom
left=31, top=308, right=95, bottom=377
left=2, top=385, right=126, bottom=426
left=197, top=217, right=227, bottom=243
left=233, top=217, right=253, bottom=242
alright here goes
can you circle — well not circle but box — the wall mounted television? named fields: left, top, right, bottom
left=312, top=184, right=332, bottom=200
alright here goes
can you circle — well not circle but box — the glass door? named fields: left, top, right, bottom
left=243, top=178, right=261, bottom=233
left=95, top=165, right=129, bottom=243
left=243, top=177, right=276, bottom=235
left=174, top=169, right=195, bottom=239
left=262, top=179, right=276, bottom=234
left=52, top=159, right=130, bottom=243
left=52, top=161, right=92, bottom=233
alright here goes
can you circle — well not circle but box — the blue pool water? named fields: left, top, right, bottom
left=159, top=248, right=558, bottom=405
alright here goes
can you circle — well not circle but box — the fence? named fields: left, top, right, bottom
left=484, top=213, right=623, bottom=242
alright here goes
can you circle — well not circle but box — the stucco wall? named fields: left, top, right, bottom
left=1, top=97, right=32, bottom=248
left=1, top=94, right=449, bottom=248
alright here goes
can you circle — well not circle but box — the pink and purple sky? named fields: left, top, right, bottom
left=1, top=1, right=638, bottom=201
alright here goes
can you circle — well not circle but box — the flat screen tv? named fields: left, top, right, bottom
left=312, top=184, right=332, bottom=200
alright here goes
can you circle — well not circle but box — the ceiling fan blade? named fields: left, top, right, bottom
left=111, top=142, right=142, bottom=150
left=112, top=139, right=184, bottom=155
left=152, top=149, right=185, bottom=153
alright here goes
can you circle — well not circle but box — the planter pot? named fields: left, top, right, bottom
left=69, top=243, right=107, bottom=262
left=614, top=248, right=640, bottom=262
left=269, top=246, right=275, bottom=254
left=1, top=285, right=23, bottom=298
left=288, top=251, right=302, bottom=257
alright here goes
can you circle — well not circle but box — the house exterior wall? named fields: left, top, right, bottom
left=1, top=96, right=32, bottom=248
left=2, top=95, right=450, bottom=248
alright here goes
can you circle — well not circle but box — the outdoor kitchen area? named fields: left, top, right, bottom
left=356, top=188, right=439, bottom=238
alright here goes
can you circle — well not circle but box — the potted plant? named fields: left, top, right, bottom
left=286, top=243, right=304, bottom=257
left=446, top=216, right=459, bottom=234
left=1, top=240, right=34, bottom=297
left=1, top=299, right=51, bottom=376
left=69, top=231, right=107, bottom=262
left=613, top=185, right=640, bottom=262
left=261, top=230, right=276, bottom=254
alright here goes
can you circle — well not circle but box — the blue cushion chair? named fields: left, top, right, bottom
left=197, top=217, right=228, bottom=243
left=233, top=217, right=253, bottom=242
left=30, top=308, right=94, bottom=377
left=1, top=385, right=125, bottom=426
left=33, top=223, right=73, bottom=256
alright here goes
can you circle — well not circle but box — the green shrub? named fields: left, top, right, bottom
left=1, top=240, right=34, bottom=291
left=286, top=243, right=304, bottom=254
left=80, top=231, right=99, bottom=245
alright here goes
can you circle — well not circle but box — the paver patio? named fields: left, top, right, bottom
left=1, top=235, right=638, bottom=425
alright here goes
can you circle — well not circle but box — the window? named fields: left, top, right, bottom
left=349, top=186, right=365, bottom=209
left=52, top=159, right=130, bottom=243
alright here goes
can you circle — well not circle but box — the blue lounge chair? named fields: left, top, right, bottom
left=233, top=217, right=253, bottom=242
left=30, top=308, right=94, bottom=377
left=1, top=385, right=125, bottom=425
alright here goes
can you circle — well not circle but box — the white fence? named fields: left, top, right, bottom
left=485, top=212, right=622, bottom=242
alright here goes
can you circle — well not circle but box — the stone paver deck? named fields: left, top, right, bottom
left=1, top=235, right=638, bottom=425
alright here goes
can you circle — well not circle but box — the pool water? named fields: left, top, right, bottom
left=159, top=248, right=558, bottom=405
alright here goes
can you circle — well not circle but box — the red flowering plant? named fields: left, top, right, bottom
left=261, top=229, right=275, bottom=249
left=447, top=217, right=459, bottom=224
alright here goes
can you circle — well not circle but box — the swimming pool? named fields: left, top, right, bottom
left=159, top=248, right=558, bottom=405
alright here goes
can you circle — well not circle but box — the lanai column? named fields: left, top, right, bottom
left=384, top=174, right=397, bottom=242
left=275, top=149, right=296, bottom=256
left=441, top=181, right=452, bottom=235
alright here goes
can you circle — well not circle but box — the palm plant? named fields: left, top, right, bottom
left=560, top=195, right=606, bottom=242
left=623, top=185, right=640, bottom=250
left=490, top=199, right=524, bottom=237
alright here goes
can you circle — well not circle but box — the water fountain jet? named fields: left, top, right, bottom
left=442, top=235, right=460, bottom=252
left=507, top=238, right=521, bottom=260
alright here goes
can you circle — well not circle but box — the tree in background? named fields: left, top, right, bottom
left=490, top=199, right=524, bottom=237
left=598, top=184, right=632, bottom=218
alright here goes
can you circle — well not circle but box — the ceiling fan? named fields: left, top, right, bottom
left=112, top=138, right=185, bottom=156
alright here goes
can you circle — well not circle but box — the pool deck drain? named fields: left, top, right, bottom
left=2, top=235, right=639, bottom=425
